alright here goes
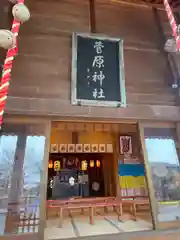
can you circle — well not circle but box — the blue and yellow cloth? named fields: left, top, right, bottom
left=118, top=164, right=146, bottom=190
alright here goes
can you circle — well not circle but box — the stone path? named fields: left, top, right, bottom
left=45, top=214, right=152, bottom=240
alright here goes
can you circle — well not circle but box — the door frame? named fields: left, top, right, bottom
left=1, top=115, right=51, bottom=240
left=138, top=120, right=180, bottom=230
left=38, top=120, right=51, bottom=240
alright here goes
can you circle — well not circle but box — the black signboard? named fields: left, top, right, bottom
left=71, top=33, right=126, bottom=107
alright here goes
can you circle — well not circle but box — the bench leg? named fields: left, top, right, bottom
left=59, top=207, right=63, bottom=228
left=46, top=208, right=48, bottom=220
left=132, top=204, right=137, bottom=221
left=81, top=208, right=85, bottom=215
left=130, top=205, right=133, bottom=213
left=118, top=204, right=123, bottom=221
left=89, top=207, right=94, bottom=225
left=113, top=206, right=116, bottom=212
left=104, top=206, right=108, bottom=213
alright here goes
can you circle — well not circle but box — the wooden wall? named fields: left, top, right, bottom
left=157, top=8, right=180, bottom=81
left=95, top=1, right=177, bottom=106
left=2, top=0, right=180, bottom=120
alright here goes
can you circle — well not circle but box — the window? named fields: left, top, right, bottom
left=0, top=122, right=47, bottom=235
left=144, top=128, right=180, bottom=222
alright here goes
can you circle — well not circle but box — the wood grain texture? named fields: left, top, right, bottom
left=157, top=9, right=180, bottom=83
left=4, top=0, right=180, bottom=120
left=95, top=0, right=160, bottom=48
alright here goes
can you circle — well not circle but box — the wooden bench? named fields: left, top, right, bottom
left=47, top=197, right=116, bottom=217
left=58, top=199, right=122, bottom=227
left=47, top=196, right=116, bottom=205
left=47, top=197, right=149, bottom=225
left=47, top=197, right=122, bottom=227
left=122, top=198, right=150, bottom=220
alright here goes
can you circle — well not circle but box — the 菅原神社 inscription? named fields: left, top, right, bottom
left=71, top=33, right=126, bottom=108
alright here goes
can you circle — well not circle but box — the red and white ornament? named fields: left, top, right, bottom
left=12, top=3, right=30, bottom=23
left=0, top=0, right=30, bottom=129
left=0, top=30, right=16, bottom=49
left=163, top=0, right=180, bottom=51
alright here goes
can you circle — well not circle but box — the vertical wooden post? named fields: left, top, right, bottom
left=89, top=0, right=96, bottom=33
left=137, top=122, right=158, bottom=230
left=175, top=123, right=180, bottom=157
left=38, top=121, right=51, bottom=240
left=113, top=132, right=120, bottom=197
left=72, top=132, right=78, bottom=144
left=5, top=129, right=27, bottom=233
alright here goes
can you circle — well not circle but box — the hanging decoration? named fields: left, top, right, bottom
left=90, top=160, right=95, bottom=168
left=69, top=177, right=75, bottom=186
left=83, top=144, right=91, bottom=152
left=50, top=143, right=112, bottom=153
left=12, top=3, right=30, bottom=23
left=49, top=178, right=54, bottom=189
left=99, top=144, right=106, bottom=153
left=81, top=160, right=88, bottom=171
left=92, top=181, right=100, bottom=191
left=163, top=0, right=180, bottom=52
left=96, top=160, right=101, bottom=168
left=120, top=136, right=132, bottom=155
left=59, top=144, right=67, bottom=153
left=118, top=163, right=148, bottom=197
left=68, top=144, right=75, bottom=153
left=50, top=144, right=58, bottom=153
left=54, top=160, right=61, bottom=172
left=75, top=144, right=83, bottom=153
left=92, top=144, right=98, bottom=153
left=48, top=160, right=53, bottom=169
left=0, top=30, right=16, bottom=50
left=0, top=0, right=30, bottom=129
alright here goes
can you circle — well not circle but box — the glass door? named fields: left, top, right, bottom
left=0, top=118, right=50, bottom=240
left=139, top=122, right=180, bottom=229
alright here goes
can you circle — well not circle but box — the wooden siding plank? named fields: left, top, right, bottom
left=7, top=0, right=179, bottom=119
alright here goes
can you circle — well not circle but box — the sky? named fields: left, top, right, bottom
left=145, top=138, right=179, bottom=166
left=0, top=135, right=45, bottom=191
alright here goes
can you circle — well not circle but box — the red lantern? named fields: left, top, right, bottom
left=90, top=160, right=94, bottom=168
left=96, top=160, right=100, bottom=168
left=48, top=160, right=53, bottom=169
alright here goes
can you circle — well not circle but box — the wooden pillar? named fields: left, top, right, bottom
left=152, top=7, right=179, bottom=90
left=72, top=132, right=78, bottom=144
left=175, top=123, right=180, bottom=157
left=113, top=133, right=121, bottom=197
left=138, top=122, right=157, bottom=229
left=89, top=0, right=96, bottom=33
left=5, top=131, right=27, bottom=234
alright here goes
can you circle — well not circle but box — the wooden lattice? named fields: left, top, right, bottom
left=18, top=211, right=39, bottom=233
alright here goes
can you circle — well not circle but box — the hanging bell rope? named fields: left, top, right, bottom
left=0, top=0, right=30, bottom=129
left=163, top=0, right=180, bottom=52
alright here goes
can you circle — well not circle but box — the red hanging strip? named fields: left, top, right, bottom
left=163, top=0, right=180, bottom=51
left=0, top=0, right=24, bottom=129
